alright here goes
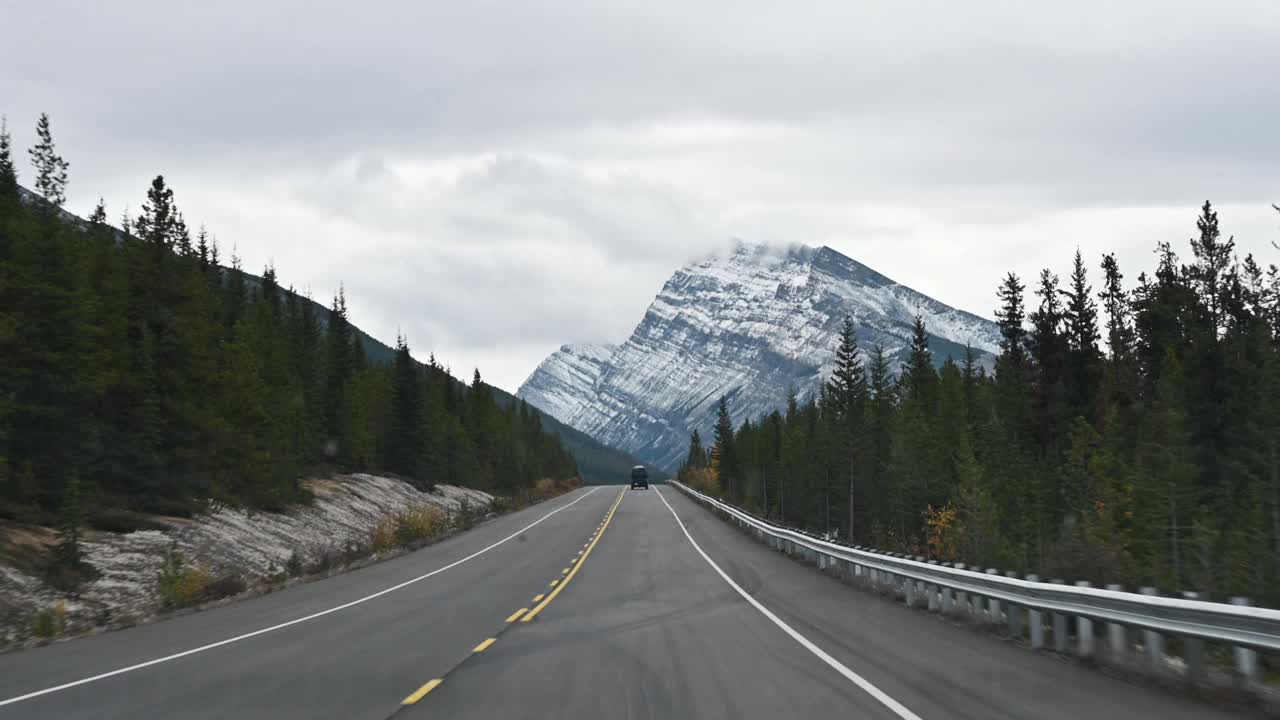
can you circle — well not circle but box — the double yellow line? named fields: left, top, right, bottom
left=398, top=488, right=625, bottom=708
left=522, top=488, right=625, bottom=622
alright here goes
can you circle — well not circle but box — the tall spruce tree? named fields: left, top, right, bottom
left=386, top=334, right=426, bottom=482
left=684, top=429, right=706, bottom=470
left=713, top=396, right=738, bottom=497
left=826, top=315, right=867, bottom=540
left=0, top=115, right=16, bottom=199
left=28, top=113, right=69, bottom=208
left=1061, top=249, right=1102, bottom=422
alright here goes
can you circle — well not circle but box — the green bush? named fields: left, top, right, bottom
left=156, top=542, right=213, bottom=610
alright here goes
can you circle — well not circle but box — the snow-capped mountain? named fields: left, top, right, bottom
left=518, top=242, right=1002, bottom=471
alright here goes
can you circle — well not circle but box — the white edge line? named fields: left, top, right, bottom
left=654, top=488, right=923, bottom=720
left=0, top=486, right=602, bottom=708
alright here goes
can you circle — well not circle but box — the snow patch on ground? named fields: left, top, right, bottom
left=0, top=474, right=492, bottom=646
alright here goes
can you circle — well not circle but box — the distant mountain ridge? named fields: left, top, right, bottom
left=519, top=241, right=1002, bottom=471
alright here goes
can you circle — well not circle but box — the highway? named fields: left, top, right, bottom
left=0, top=485, right=1244, bottom=719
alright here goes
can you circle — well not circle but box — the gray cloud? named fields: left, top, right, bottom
left=4, top=0, right=1279, bottom=389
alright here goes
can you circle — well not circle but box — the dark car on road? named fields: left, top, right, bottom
left=630, top=465, right=649, bottom=489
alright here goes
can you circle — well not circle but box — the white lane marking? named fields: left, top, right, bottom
left=0, top=487, right=602, bottom=708
left=654, top=488, right=923, bottom=720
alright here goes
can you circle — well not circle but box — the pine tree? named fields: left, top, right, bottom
left=28, top=113, right=69, bottom=208
left=88, top=197, right=107, bottom=226
left=1133, top=243, right=1193, bottom=391
left=992, top=272, right=1032, bottom=452
left=902, top=315, right=936, bottom=410
left=1061, top=249, right=1102, bottom=421
left=865, top=344, right=894, bottom=528
left=1099, top=253, right=1134, bottom=362
left=1187, top=201, right=1235, bottom=339
left=1028, top=269, right=1069, bottom=457
left=322, top=287, right=353, bottom=462
left=995, top=272, right=1028, bottom=368
left=683, top=429, right=706, bottom=470
left=713, top=396, right=738, bottom=498
left=826, top=315, right=867, bottom=539
left=49, top=472, right=95, bottom=590
left=0, top=116, right=18, bottom=199
left=386, top=334, right=426, bottom=482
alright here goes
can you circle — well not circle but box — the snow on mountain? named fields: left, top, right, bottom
left=518, top=343, right=617, bottom=426
left=518, top=241, right=1002, bottom=472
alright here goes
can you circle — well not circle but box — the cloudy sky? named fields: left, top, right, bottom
left=5, top=1, right=1279, bottom=390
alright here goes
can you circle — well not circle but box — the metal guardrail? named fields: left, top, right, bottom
left=672, top=481, right=1280, bottom=680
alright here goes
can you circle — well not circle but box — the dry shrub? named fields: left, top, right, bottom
left=31, top=600, right=68, bottom=638
left=370, top=517, right=398, bottom=553
left=682, top=466, right=720, bottom=496
left=395, top=506, right=446, bottom=546
left=533, top=478, right=558, bottom=500
left=371, top=506, right=447, bottom=552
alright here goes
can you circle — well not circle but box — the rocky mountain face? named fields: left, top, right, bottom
left=518, top=242, right=1002, bottom=472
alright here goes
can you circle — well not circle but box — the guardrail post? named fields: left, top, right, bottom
left=1138, top=587, right=1164, bottom=669
left=1230, top=597, right=1259, bottom=683
left=954, top=564, right=968, bottom=616
left=1181, top=591, right=1204, bottom=683
left=986, top=569, right=1001, bottom=624
left=1026, top=574, right=1043, bottom=648
left=1105, top=584, right=1126, bottom=659
left=1075, top=581, right=1094, bottom=658
left=927, top=561, right=939, bottom=611
left=1005, top=571, right=1022, bottom=638
left=969, top=567, right=985, bottom=620
left=1052, top=579, right=1068, bottom=653
left=904, top=571, right=915, bottom=607
left=914, top=557, right=927, bottom=608
left=941, top=563, right=954, bottom=613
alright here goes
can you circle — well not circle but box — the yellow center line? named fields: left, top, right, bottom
left=550, top=579, right=559, bottom=587
left=524, top=488, right=626, bottom=622
left=402, top=679, right=443, bottom=705
left=561, top=567, right=571, bottom=575
left=532, top=593, right=545, bottom=602
left=505, top=608, right=528, bottom=623
left=473, top=638, right=496, bottom=653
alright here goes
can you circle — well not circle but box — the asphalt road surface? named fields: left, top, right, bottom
left=0, top=485, right=1246, bottom=719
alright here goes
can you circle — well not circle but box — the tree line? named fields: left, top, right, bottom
left=681, top=203, right=1280, bottom=603
left=0, top=113, right=578, bottom=534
